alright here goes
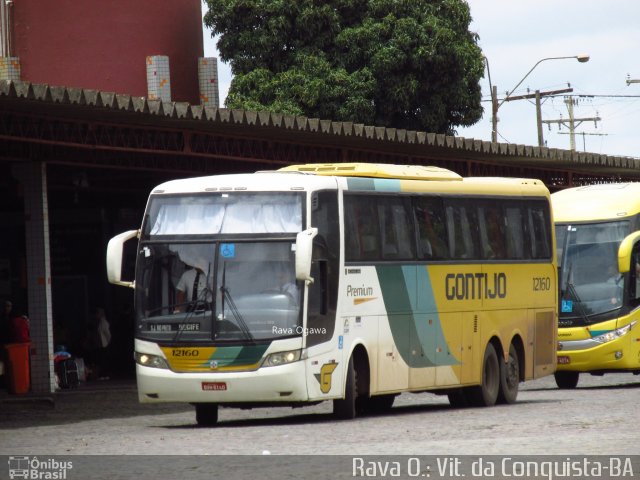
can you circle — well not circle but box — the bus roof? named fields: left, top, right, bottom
left=279, top=163, right=462, bottom=181
left=279, top=163, right=549, bottom=196
left=151, top=163, right=549, bottom=197
left=552, top=183, right=640, bottom=222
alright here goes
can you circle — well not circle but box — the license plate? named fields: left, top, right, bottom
left=557, top=356, right=571, bottom=365
left=202, top=382, right=227, bottom=391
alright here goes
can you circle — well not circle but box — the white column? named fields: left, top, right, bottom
left=198, top=57, right=219, bottom=107
left=146, top=55, right=172, bottom=102
left=12, top=162, right=55, bottom=394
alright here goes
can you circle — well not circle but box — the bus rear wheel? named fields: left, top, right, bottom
left=498, top=343, right=520, bottom=404
left=195, top=403, right=219, bottom=426
left=554, top=371, right=579, bottom=389
left=468, top=343, right=500, bottom=407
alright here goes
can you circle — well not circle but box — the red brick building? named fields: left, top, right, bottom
left=9, top=0, right=204, bottom=102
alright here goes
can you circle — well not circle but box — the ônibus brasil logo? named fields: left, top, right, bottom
left=8, top=456, right=73, bottom=479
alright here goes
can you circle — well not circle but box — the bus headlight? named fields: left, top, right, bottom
left=135, top=352, right=169, bottom=369
left=592, top=321, right=636, bottom=344
left=263, top=349, right=304, bottom=367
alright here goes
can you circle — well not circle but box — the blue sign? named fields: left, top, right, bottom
left=338, top=335, right=344, bottom=350
left=561, top=299, right=573, bottom=313
left=220, top=243, right=236, bottom=258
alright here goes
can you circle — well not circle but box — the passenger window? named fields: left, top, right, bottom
left=505, top=206, right=526, bottom=259
left=478, top=203, right=506, bottom=260
left=413, top=197, right=448, bottom=260
left=528, top=203, right=552, bottom=259
left=378, top=198, right=414, bottom=260
left=344, top=195, right=380, bottom=261
left=445, top=200, right=479, bottom=260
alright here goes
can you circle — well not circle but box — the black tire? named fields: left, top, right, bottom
left=468, top=343, right=500, bottom=407
left=554, top=371, right=579, bottom=389
left=333, top=357, right=357, bottom=419
left=498, top=343, right=520, bottom=404
left=195, top=403, right=219, bottom=427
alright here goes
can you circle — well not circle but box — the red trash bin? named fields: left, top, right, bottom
left=5, top=343, right=31, bottom=394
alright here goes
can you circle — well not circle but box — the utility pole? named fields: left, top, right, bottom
left=485, top=54, right=589, bottom=143
left=535, top=91, right=543, bottom=147
left=542, top=96, right=601, bottom=151
left=491, top=85, right=498, bottom=143
left=503, top=87, right=573, bottom=147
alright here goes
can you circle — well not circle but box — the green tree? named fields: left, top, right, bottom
left=204, top=0, right=484, bottom=134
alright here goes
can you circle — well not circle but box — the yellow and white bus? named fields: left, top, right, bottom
left=552, top=183, right=640, bottom=388
left=107, top=163, right=557, bottom=425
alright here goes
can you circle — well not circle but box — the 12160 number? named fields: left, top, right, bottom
left=533, top=277, right=551, bottom=291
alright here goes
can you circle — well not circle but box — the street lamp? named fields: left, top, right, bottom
left=486, top=54, right=590, bottom=143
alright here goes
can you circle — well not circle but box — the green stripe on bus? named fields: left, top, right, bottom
left=346, top=178, right=401, bottom=192
left=376, top=265, right=459, bottom=368
left=201, top=344, right=270, bottom=368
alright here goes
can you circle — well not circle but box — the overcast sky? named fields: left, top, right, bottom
left=202, top=1, right=640, bottom=158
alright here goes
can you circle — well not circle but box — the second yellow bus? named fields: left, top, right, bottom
left=552, top=183, right=640, bottom=388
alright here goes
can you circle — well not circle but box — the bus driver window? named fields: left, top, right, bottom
left=632, top=246, right=640, bottom=303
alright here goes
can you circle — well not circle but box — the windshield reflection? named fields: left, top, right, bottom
left=557, top=221, right=629, bottom=322
left=135, top=241, right=301, bottom=342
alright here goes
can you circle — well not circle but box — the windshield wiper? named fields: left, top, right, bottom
left=219, top=261, right=255, bottom=343
left=562, top=262, right=590, bottom=325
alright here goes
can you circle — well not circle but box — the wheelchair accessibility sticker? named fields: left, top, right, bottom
left=561, top=299, right=573, bottom=313
left=220, top=244, right=236, bottom=258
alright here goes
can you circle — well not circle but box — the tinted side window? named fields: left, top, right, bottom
left=413, top=196, right=449, bottom=260
left=528, top=202, right=552, bottom=259
left=344, top=195, right=380, bottom=261
left=477, top=201, right=507, bottom=260
left=445, top=200, right=480, bottom=260
left=378, top=198, right=414, bottom=260
left=505, top=206, right=526, bottom=259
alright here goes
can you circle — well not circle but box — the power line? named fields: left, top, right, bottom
left=566, top=94, right=640, bottom=98
left=542, top=97, right=601, bottom=151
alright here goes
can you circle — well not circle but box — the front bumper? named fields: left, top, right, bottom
left=136, top=360, right=309, bottom=403
left=556, top=329, right=640, bottom=372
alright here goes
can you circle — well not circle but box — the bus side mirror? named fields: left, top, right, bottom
left=296, top=228, right=318, bottom=284
left=106, top=229, right=139, bottom=288
left=618, top=231, right=640, bottom=274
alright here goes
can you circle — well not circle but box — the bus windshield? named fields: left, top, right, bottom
left=134, top=191, right=304, bottom=343
left=557, top=221, right=629, bottom=324
left=135, top=241, right=302, bottom=343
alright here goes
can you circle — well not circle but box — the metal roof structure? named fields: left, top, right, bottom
left=1, top=79, right=639, bottom=187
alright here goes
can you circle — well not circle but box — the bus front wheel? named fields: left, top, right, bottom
left=554, top=371, right=579, bottom=389
left=468, top=343, right=500, bottom=407
left=195, top=403, right=219, bottom=427
left=334, top=357, right=358, bottom=419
